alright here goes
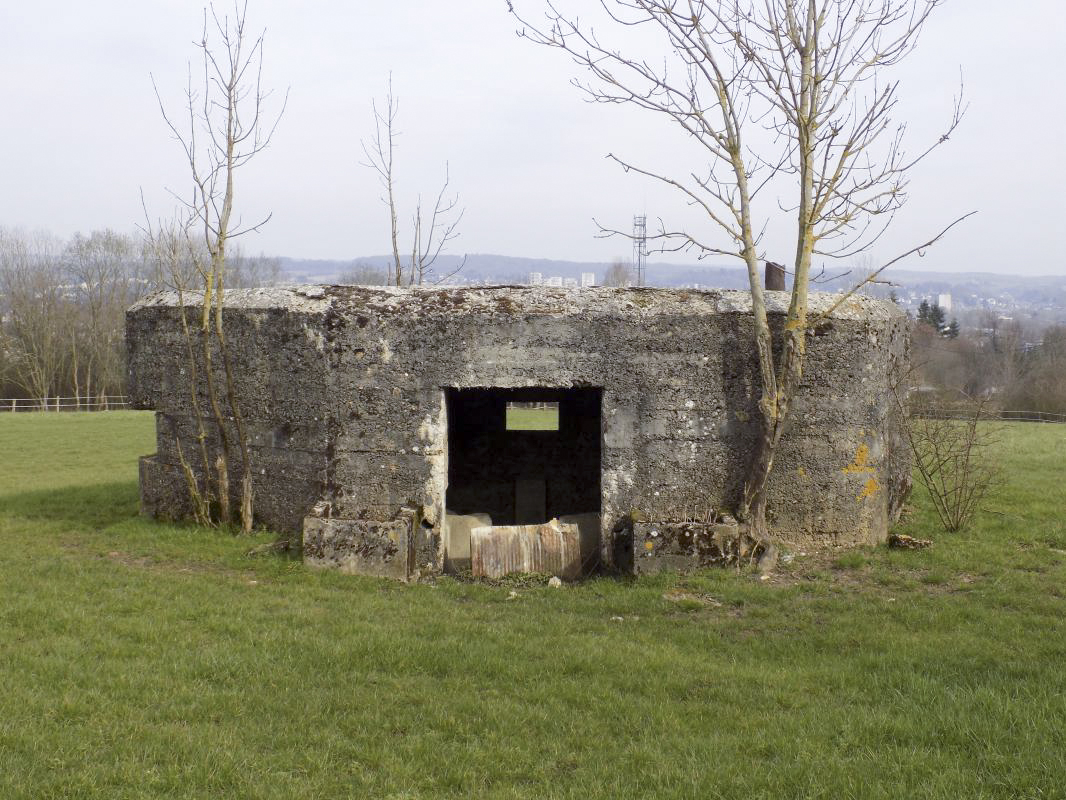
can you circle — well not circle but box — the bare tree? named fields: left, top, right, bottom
left=0, top=227, right=151, bottom=410
left=153, top=0, right=287, bottom=532
left=602, top=259, right=635, bottom=287
left=901, top=392, right=998, bottom=532
left=63, top=230, right=140, bottom=408
left=339, top=261, right=389, bottom=286
left=511, top=0, right=970, bottom=553
left=227, top=245, right=284, bottom=288
left=0, top=230, right=68, bottom=409
left=1006, top=325, right=1066, bottom=414
left=361, top=76, right=465, bottom=286
left=140, top=215, right=215, bottom=525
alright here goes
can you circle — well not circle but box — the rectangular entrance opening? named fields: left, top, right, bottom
left=444, top=387, right=602, bottom=575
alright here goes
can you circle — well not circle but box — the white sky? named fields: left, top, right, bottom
left=1, top=1, right=1063, bottom=275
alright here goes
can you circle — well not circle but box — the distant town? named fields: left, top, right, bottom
left=280, top=253, right=1066, bottom=327
left=526, top=271, right=597, bottom=289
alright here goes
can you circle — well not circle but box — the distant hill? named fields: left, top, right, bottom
left=278, top=253, right=1066, bottom=316
left=280, top=253, right=755, bottom=288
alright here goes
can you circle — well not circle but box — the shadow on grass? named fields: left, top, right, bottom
left=6, top=481, right=305, bottom=578
left=2, top=481, right=141, bottom=527
left=5, top=482, right=297, bottom=546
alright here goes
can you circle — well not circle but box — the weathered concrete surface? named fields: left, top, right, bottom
left=558, top=512, right=603, bottom=572
left=471, top=520, right=581, bottom=580
left=303, top=516, right=412, bottom=580
left=632, top=519, right=741, bottom=575
left=127, top=285, right=910, bottom=579
left=444, top=511, right=492, bottom=572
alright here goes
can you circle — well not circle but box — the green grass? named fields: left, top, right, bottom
left=505, top=404, right=559, bottom=430
left=1, top=413, right=1065, bottom=799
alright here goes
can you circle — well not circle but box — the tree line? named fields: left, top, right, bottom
left=916, top=299, right=959, bottom=339
left=0, top=227, right=281, bottom=408
left=910, top=301, right=1066, bottom=415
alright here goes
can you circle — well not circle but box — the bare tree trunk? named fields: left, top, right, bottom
left=362, top=79, right=464, bottom=288
left=389, top=161, right=402, bottom=286
left=199, top=270, right=232, bottom=525
left=739, top=4, right=817, bottom=546
left=214, top=265, right=255, bottom=533
left=176, top=281, right=213, bottom=526
left=153, top=3, right=285, bottom=532
left=70, top=332, right=81, bottom=411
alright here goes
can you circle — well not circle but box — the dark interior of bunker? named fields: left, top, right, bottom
left=445, top=387, right=602, bottom=527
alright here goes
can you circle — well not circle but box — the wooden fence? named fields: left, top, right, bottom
left=912, top=409, right=1066, bottom=424
left=0, top=396, right=131, bottom=412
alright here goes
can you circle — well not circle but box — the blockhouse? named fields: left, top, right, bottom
left=127, top=285, right=910, bottom=580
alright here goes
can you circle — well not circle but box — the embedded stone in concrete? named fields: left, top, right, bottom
left=633, top=520, right=741, bottom=575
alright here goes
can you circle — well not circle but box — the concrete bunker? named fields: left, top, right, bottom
left=126, top=285, right=911, bottom=581
left=444, top=387, right=602, bottom=576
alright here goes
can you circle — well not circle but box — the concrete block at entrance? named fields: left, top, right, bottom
left=303, top=516, right=413, bottom=580
left=470, top=520, right=581, bottom=580
left=444, top=511, right=493, bottom=572
left=558, top=512, right=601, bottom=572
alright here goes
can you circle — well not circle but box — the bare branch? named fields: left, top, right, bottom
left=149, top=0, right=287, bottom=533
left=511, top=0, right=963, bottom=545
left=811, top=210, right=977, bottom=325
left=360, top=77, right=465, bottom=285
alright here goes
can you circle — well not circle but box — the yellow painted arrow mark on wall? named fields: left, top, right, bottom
left=842, top=443, right=881, bottom=501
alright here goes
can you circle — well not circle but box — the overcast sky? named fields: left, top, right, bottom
left=1, top=1, right=1063, bottom=275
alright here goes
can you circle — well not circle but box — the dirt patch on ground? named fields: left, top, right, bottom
left=759, top=544, right=982, bottom=597
left=59, top=539, right=261, bottom=584
left=102, top=550, right=259, bottom=583
left=104, top=549, right=235, bottom=575
left=662, top=588, right=724, bottom=607
left=661, top=588, right=747, bottom=619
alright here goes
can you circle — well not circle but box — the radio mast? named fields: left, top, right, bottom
left=633, top=215, right=647, bottom=287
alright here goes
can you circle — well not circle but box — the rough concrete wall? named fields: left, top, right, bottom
left=127, top=285, right=909, bottom=577
left=127, top=289, right=335, bottom=533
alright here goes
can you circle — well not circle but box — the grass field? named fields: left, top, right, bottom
left=505, top=404, right=559, bottom=430
left=1, top=412, right=1064, bottom=799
